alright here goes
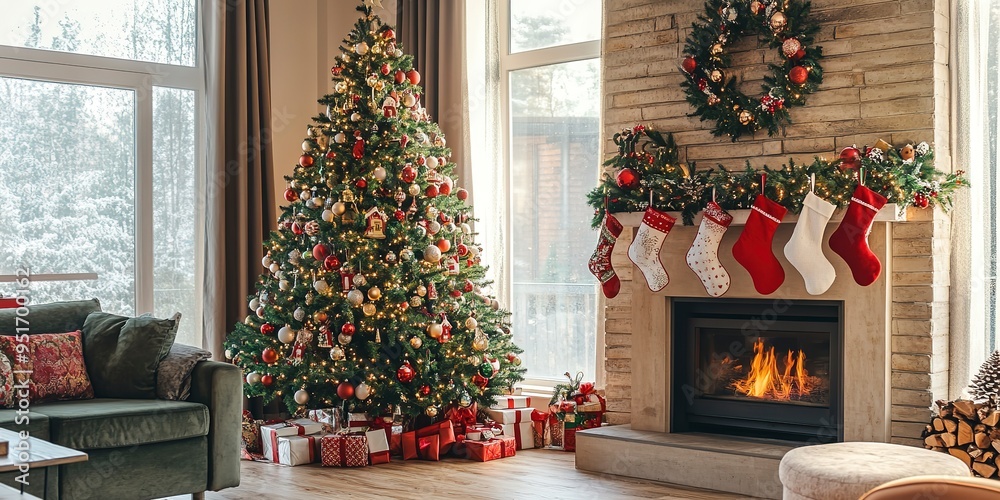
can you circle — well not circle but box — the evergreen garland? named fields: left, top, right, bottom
left=587, top=125, right=967, bottom=227
left=681, top=0, right=824, bottom=141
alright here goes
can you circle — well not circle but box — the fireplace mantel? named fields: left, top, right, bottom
left=612, top=203, right=906, bottom=227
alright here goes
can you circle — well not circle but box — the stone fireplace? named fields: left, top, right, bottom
left=577, top=1, right=954, bottom=497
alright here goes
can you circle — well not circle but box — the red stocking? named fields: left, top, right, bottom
left=829, top=185, right=887, bottom=286
left=589, top=213, right=624, bottom=298
left=732, top=194, right=787, bottom=295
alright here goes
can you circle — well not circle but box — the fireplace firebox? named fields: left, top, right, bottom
left=671, top=299, right=843, bottom=443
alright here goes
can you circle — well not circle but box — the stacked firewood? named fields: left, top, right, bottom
left=922, top=399, right=1000, bottom=478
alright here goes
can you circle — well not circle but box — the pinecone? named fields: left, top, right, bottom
left=969, top=350, right=1000, bottom=400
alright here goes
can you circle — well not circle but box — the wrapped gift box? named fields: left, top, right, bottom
left=466, top=436, right=516, bottom=462
left=276, top=435, right=319, bottom=466
left=401, top=421, right=456, bottom=461
left=348, top=412, right=372, bottom=430
left=287, top=418, right=323, bottom=436
left=564, top=428, right=577, bottom=452
left=490, top=395, right=532, bottom=410
left=321, top=433, right=368, bottom=467
left=445, top=403, right=477, bottom=435
left=484, top=407, right=533, bottom=425
left=307, top=408, right=338, bottom=426
left=500, top=422, right=534, bottom=450
left=261, top=422, right=308, bottom=462
left=366, top=429, right=390, bottom=465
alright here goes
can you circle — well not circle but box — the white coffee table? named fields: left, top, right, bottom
left=0, top=428, right=88, bottom=499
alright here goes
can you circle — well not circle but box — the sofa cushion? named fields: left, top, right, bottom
left=0, top=331, right=94, bottom=405
left=82, top=312, right=179, bottom=399
left=0, top=410, right=50, bottom=441
left=0, top=299, right=101, bottom=335
left=33, top=398, right=209, bottom=450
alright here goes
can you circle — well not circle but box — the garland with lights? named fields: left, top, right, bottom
left=225, top=5, right=524, bottom=425
left=587, top=125, right=967, bottom=227
left=681, top=0, right=824, bottom=141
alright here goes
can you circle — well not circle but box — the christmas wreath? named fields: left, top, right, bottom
left=681, top=0, right=824, bottom=141
left=587, top=125, right=967, bottom=227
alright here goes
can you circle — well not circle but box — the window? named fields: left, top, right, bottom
left=0, top=1, right=205, bottom=347
left=501, top=0, right=602, bottom=382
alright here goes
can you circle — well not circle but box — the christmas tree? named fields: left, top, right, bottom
left=969, top=351, right=1000, bottom=401
left=226, top=4, right=524, bottom=425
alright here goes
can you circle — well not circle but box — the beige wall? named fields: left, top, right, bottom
left=601, top=0, right=953, bottom=447
left=269, top=0, right=396, bottom=214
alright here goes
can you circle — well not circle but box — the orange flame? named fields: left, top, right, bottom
left=730, top=338, right=813, bottom=401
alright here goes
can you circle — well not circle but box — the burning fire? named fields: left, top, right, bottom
left=730, top=338, right=815, bottom=401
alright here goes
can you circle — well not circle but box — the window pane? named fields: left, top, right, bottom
left=0, top=1, right=196, bottom=66
left=510, top=59, right=601, bottom=379
left=0, top=77, right=136, bottom=314
left=153, top=87, right=199, bottom=346
left=509, top=0, right=601, bottom=53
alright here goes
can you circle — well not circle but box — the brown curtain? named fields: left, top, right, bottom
left=397, top=0, right=471, bottom=188
left=203, top=0, right=275, bottom=358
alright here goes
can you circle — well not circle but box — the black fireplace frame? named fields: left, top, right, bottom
left=671, top=298, right=844, bottom=443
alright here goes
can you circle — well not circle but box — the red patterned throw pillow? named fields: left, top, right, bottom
left=0, top=331, right=94, bottom=404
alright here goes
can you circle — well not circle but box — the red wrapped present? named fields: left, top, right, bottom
left=445, top=403, right=477, bottom=435
left=466, top=436, right=516, bottom=462
left=321, top=433, right=368, bottom=467
left=548, top=412, right=564, bottom=448
left=366, top=429, right=390, bottom=465
left=564, top=428, right=577, bottom=452
left=240, top=410, right=265, bottom=460
left=530, top=409, right=548, bottom=449
left=402, top=420, right=456, bottom=460
left=348, top=412, right=372, bottom=430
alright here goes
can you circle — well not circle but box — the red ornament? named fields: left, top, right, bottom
left=456, top=188, right=468, bottom=201
left=337, top=382, right=355, bottom=399
left=406, top=69, right=421, bottom=85
left=397, top=362, right=416, bottom=383
left=439, top=182, right=452, bottom=196
left=401, top=165, right=417, bottom=183
left=313, top=244, right=330, bottom=261
left=838, top=146, right=862, bottom=171
left=394, top=70, right=406, bottom=84
left=914, top=192, right=929, bottom=208
left=261, top=374, right=274, bottom=387
left=261, top=347, right=278, bottom=364
left=394, top=210, right=406, bottom=221
left=789, top=66, right=809, bottom=85
left=324, top=255, right=341, bottom=271
left=283, top=188, right=299, bottom=202
left=261, top=323, right=275, bottom=335
left=355, top=178, right=368, bottom=190
left=417, top=156, right=426, bottom=166
left=615, top=168, right=640, bottom=190
left=380, top=63, right=391, bottom=76
left=682, top=57, right=697, bottom=74
left=352, top=139, right=365, bottom=159
left=298, top=154, right=314, bottom=168
left=425, top=184, right=439, bottom=198
left=463, top=280, right=474, bottom=293
left=793, top=48, right=806, bottom=60
left=291, top=222, right=305, bottom=235
left=419, top=385, right=431, bottom=396
left=457, top=244, right=469, bottom=256
left=383, top=28, right=396, bottom=40
left=472, top=374, right=489, bottom=389
left=449, top=289, right=462, bottom=298
left=332, top=66, right=343, bottom=76
left=436, top=239, right=451, bottom=253
left=341, top=323, right=356, bottom=336
left=325, top=150, right=336, bottom=160
left=697, top=78, right=708, bottom=91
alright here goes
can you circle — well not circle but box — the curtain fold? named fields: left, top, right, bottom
left=203, top=0, right=275, bottom=358
left=396, top=0, right=472, bottom=196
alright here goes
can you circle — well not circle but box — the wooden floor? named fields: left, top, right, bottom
left=191, top=449, right=752, bottom=499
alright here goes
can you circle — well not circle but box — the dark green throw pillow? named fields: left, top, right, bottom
left=82, top=312, right=180, bottom=399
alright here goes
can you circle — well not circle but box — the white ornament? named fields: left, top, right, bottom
left=338, top=333, right=353, bottom=345
left=351, top=112, right=361, bottom=122
left=294, top=389, right=310, bottom=405
left=330, top=345, right=345, bottom=360
left=249, top=298, right=260, bottom=310
left=465, top=317, right=478, bottom=330
left=424, top=245, right=442, bottom=263
left=262, top=256, right=272, bottom=268
left=334, top=132, right=347, bottom=144
left=461, top=223, right=472, bottom=235
left=355, top=42, right=369, bottom=55
left=225, top=349, right=233, bottom=359
left=278, top=326, right=296, bottom=344
left=347, top=289, right=365, bottom=307
left=293, top=307, right=306, bottom=322
left=355, top=382, right=371, bottom=399
left=314, top=279, right=330, bottom=293
left=322, top=209, right=335, bottom=222
left=299, top=190, right=311, bottom=201
left=373, top=167, right=387, bottom=181
left=246, top=372, right=262, bottom=385
left=256, top=306, right=265, bottom=318
left=269, top=263, right=280, bottom=274
left=279, top=279, right=291, bottom=291
left=427, top=156, right=439, bottom=168
left=427, top=221, right=441, bottom=235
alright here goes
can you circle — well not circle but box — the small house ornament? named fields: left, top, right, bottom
left=318, top=325, right=333, bottom=348
left=445, top=255, right=461, bottom=276
left=340, top=266, right=357, bottom=292
left=364, top=207, right=388, bottom=239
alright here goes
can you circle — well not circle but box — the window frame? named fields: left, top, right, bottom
left=0, top=5, right=208, bottom=339
left=499, top=0, right=602, bottom=388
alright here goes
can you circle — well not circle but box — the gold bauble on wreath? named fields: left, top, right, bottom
left=739, top=109, right=754, bottom=125
left=710, top=69, right=723, bottom=83
left=769, top=12, right=787, bottom=33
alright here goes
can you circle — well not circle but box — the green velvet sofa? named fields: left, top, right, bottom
left=0, top=299, right=241, bottom=499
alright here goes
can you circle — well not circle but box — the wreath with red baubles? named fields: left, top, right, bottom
left=680, top=0, right=824, bottom=141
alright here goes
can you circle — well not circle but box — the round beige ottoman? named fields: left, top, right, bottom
left=778, top=442, right=971, bottom=500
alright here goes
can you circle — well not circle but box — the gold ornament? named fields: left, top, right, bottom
left=750, top=0, right=763, bottom=15
left=709, top=69, right=723, bottom=83
left=471, top=332, right=488, bottom=351
left=425, top=406, right=438, bottom=417
left=410, top=337, right=423, bottom=349
left=363, top=303, right=377, bottom=316
left=709, top=43, right=724, bottom=56
left=313, top=311, right=328, bottom=323
left=739, top=109, right=754, bottom=125
left=769, top=12, right=787, bottom=33
left=367, top=286, right=382, bottom=301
